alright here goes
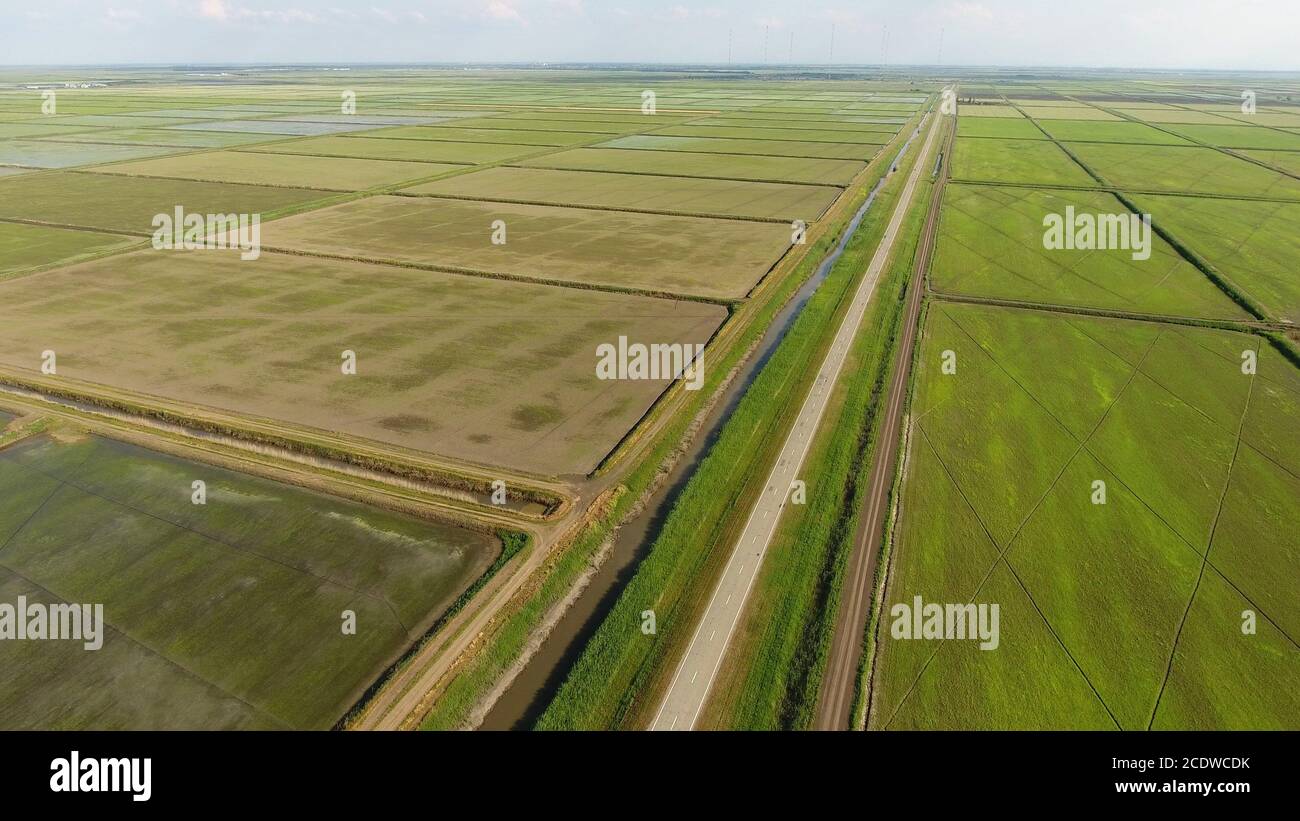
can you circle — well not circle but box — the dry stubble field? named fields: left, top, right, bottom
left=0, top=73, right=907, bottom=478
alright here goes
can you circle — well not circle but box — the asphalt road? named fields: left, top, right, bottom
left=649, top=107, right=943, bottom=731
left=815, top=106, right=955, bottom=731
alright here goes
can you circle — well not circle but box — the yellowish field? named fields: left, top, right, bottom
left=92, top=150, right=456, bottom=191
left=401, top=166, right=839, bottom=221
left=258, top=194, right=794, bottom=299
left=0, top=249, right=727, bottom=476
left=517, top=146, right=865, bottom=185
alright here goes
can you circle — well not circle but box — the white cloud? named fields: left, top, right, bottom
left=198, top=0, right=229, bottom=21
left=233, top=7, right=320, bottom=23
left=485, top=0, right=525, bottom=24
left=656, top=5, right=723, bottom=22
left=103, top=7, right=144, bottom=29
left=195, top=2, right=322, bottom=24
left=943, top=1, right=994, bottom=22
left=370, top=7, right=427, bottom=24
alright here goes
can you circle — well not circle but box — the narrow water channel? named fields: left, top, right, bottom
left=481, top=119, right=928, bottom=729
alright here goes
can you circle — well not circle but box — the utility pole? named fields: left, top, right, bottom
left=882, top=25, right=889, bottom=66
left=764, top=25, right=769, bottom=63
left=789, top=31, right=794, bottom=64
left=938, top=27, right=945, bottom=65
left=829, top=23, right=835, bottom=63
left=727, top=28, right=732, bottom=65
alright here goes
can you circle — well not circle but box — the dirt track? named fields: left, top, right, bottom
left=649, top=107, right=945, bottom=731
left=814, top=104, right=956, bottom=731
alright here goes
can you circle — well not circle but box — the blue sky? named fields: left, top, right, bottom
left=3, top=0, right=1296, bottom=70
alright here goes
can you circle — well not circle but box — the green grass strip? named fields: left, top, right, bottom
left=536, top=122, right=931, bottom=730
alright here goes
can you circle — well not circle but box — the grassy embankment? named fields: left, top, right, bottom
left=536, top=114, right=935, bottom=730
left=696, top=145, right=938, bottom=730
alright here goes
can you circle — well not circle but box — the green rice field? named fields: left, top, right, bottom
left=874, top=303, right=1298, bottom=730
left=871, top=84, right=1300, bottom=733
left=0, top=433, right=499, bottom=729
left=951, top=137, right=1097, bottom=186
left=932, top=184, right=1248, bottom=319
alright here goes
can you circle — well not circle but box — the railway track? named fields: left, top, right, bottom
left=814, top=103, right=957, bottom=731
